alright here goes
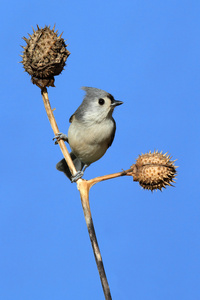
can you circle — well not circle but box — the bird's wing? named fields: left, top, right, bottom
left=108, top=118, right=116, bottom=148
left=69, top=114, right=75, bottom=123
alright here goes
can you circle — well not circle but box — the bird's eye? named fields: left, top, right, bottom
left=98, top=98, right=105, bottom=105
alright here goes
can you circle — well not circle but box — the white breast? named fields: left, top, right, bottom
left=68, top=118, right=114, bottom=165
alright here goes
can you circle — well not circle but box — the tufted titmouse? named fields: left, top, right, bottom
left=54, top=87, right=123, bottom=181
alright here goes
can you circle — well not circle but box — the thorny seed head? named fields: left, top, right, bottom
left=130, top=150, right=177, bottom=191
left=20, top=25, right=70, bottom=88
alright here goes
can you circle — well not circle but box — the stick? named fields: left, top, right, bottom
left=41, top=87, right=77, bottom=176
left=77, top=180, right=112, bottom=300
left=41, top=87, right=112, bottom=300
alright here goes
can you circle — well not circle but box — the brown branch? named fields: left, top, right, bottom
left=87, top=168, right=134, bottom=189
left=77, top=180, right=112, bottom=300
left=41, top=87, right=77, bottom=176
left=41, top=87, right=112, bottom=300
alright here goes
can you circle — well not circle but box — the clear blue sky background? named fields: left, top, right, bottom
left=1, top=1, right=200, bottom=299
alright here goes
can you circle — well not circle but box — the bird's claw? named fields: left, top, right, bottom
left=71, top=171, right=84, bottom=182
left=53, top=132, right=68, bottom=144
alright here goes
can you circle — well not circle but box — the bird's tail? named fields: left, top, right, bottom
left=56, top=153, right=84, bottom=181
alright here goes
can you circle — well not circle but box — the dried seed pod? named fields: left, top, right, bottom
left=130, top=150, right=177, bottom=191
left=20, top=25, right=70, bottom=87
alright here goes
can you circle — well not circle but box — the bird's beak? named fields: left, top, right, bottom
left=111, top=100, right=123, bottom=107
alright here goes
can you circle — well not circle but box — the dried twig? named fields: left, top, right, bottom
left=41, top=87, right=112, bottom=300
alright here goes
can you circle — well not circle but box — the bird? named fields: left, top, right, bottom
left=54, top=86, right=123, bottom=182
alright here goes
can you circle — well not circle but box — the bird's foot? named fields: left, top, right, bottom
left=53, top=132, right=68, bottom=144
left=71, top=171, right=84, bottom=182
left=71, top=164, right=89, bottom=182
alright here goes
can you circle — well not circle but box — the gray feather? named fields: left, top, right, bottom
left=56, top=153, right=85, bottom=181
left=70, top=87, right=112, bottom=121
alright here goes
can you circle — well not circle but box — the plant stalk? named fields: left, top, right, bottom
left=77, top=180, right=112, bottom=300
left=41, top=87, right=77, bottom=176
left=41, top=87, right=112, bottom=299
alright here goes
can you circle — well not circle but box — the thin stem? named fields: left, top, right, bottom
left=87, top=168, right=134, bottom=189
left=41, top=87, right=112, bottom=299
left=77, top=180, right=112, bottom=300
left=41, top=87, right=77, bottom=176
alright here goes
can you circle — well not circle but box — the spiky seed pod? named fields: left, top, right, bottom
left=130, top=150, right=177, bottom=191
left=20, top=25, right=70, bottom=87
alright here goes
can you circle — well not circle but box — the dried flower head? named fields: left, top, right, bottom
left=20, top=25, right=70, bottom=88
left=130, top=150, right=177, bottom=191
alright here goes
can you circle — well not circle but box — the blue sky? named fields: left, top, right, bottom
left=1, top=1, right=200, bottom=299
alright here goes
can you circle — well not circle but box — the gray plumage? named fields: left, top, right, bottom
left=56, top=86, right=123, bottom=181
